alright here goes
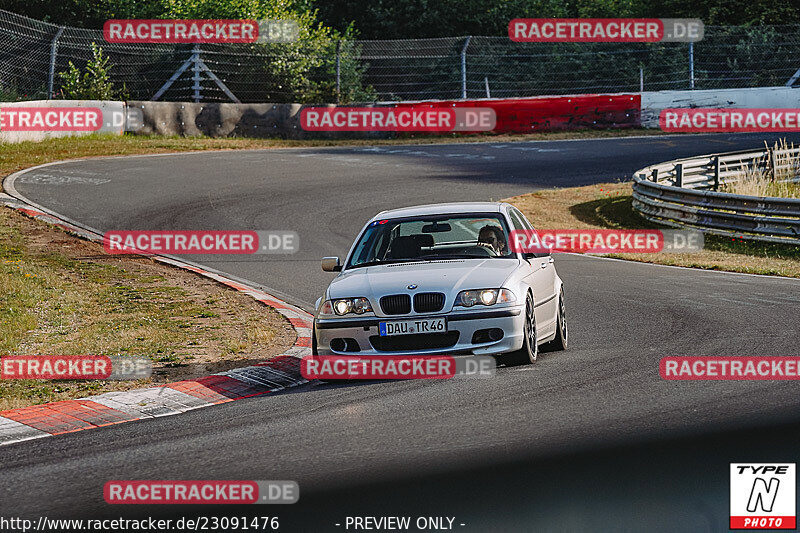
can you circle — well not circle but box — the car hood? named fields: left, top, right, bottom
left=327, top=259, right=519, bottom=301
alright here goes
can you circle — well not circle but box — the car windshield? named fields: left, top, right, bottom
left=347, top=213, right=514, bottom=268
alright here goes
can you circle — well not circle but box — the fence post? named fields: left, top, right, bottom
left=675, top=163, right=684, bottom=187
left=48, top=26, right=66, bottom=99
left=689, top=42, right=695, bottom=89
left=770, top=147, right=778, bottom=180
left=639, top=66, right=643, bottom=92
left=786, top=67, right=800, bottom=87
left=460, top=36, right=471, bottom=99
left=652, top=168, right=658, bottom=183
left=153, top=45, right=239, bottom=102
left=713, top=156, right=720, bottom=191
left=336, top=40, right=341, bottom=104
left=192, top=45, right=202, bottom=103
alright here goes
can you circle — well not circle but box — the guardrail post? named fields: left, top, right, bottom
left=652, top=168, right=658, bottom=183
left=770, top=147, right=778, bottom=181
left=713, top=156, right=720, bottom=191
left=675, top=163, right=683, bottom=187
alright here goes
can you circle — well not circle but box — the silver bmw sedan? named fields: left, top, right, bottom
left=313, top=202, right=567, bottom=364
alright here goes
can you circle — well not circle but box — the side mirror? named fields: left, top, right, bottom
left=522, top=250, right=550, bottom=260
left=321, top=256, right=342, bottom=272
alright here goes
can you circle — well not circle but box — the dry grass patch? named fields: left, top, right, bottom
left=507, top=181, right=800, bottom=277
left=0, top=206, right=296, bottom=410
left=721, top=140, right=800, bottom=199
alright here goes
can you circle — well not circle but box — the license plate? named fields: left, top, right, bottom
left=379, top=317, right=447, bottom=336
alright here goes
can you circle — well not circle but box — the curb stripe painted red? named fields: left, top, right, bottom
left=0, top=198, right=313, bottom=446
left=1, top=400, right=138, bottom=435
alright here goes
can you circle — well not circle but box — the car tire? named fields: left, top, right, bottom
left=310, top=323, right=332, bottom=382
left=543, top=287, right=568, bottom=352
left=503, top=292, right=537, bottom=366
left=311, top=322, right=318, bottom=356
left=311, top=323, right=350, bottom=383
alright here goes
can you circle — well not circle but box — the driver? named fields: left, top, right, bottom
left=477, top=225, right=507, bottom=255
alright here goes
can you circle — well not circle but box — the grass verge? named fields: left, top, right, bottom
left=0, top=206, right=296, bottom=410
left=507, top=181, right=800, bottom=277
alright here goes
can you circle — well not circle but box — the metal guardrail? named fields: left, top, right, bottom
left=632, top=147, right=800, bottom=244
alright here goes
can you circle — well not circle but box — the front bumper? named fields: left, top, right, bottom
left=314, top=306, right=525, bottom=356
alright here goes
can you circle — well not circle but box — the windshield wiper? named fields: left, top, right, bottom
left=350, top=254, right=508, bottom=268
left=416, top=254, right=491, bottom=260
left=348, top=259, right=405, bottom=269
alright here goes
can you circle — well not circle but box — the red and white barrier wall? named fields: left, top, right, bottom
left=394, top=93, right=641, bottom=133
left=397, top=86, right=800, bottom=132
left=1, top=86, right=799, bottom=143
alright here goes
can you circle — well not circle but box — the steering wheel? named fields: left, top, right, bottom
left=475, top=243, right=500, bottom=256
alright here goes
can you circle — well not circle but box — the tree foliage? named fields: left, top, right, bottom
left=59, top=42, right=127, bottom=100
left=2, top=0, right=797, bottom=38
left=313, top=0, right=800, bottom=39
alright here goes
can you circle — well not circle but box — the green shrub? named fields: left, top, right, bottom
left=59, top=43, right=128, bottom=100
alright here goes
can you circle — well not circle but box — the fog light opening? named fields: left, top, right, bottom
left=472, top=328, right=504, bottom=344
left=488, top=328, right=504, bottom=341
left=330, top=338, right=360, bottom=352
left=330, top=338, right=346, bottom=352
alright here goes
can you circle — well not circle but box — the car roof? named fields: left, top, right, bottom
left=372, top=202, right=509, bottom=221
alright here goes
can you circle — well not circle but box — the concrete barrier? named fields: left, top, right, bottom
left=127, top=101, right=393, bottom=140
left=0, top=100, right=125, bottom=143
left=641, top=86, right=800, bottom=127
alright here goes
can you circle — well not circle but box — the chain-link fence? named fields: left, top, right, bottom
left=2, top=8, right=800, bottom=104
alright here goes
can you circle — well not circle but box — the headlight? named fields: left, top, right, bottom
left=319, top=297, right=373, bottom=316
left=455, top=288, right=515, bottom=307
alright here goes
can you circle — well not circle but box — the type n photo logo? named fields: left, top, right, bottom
left=730, top=463, right=796, bottom=529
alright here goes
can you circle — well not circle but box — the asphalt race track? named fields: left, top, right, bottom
left=3, top=133, right=800, bottom=531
